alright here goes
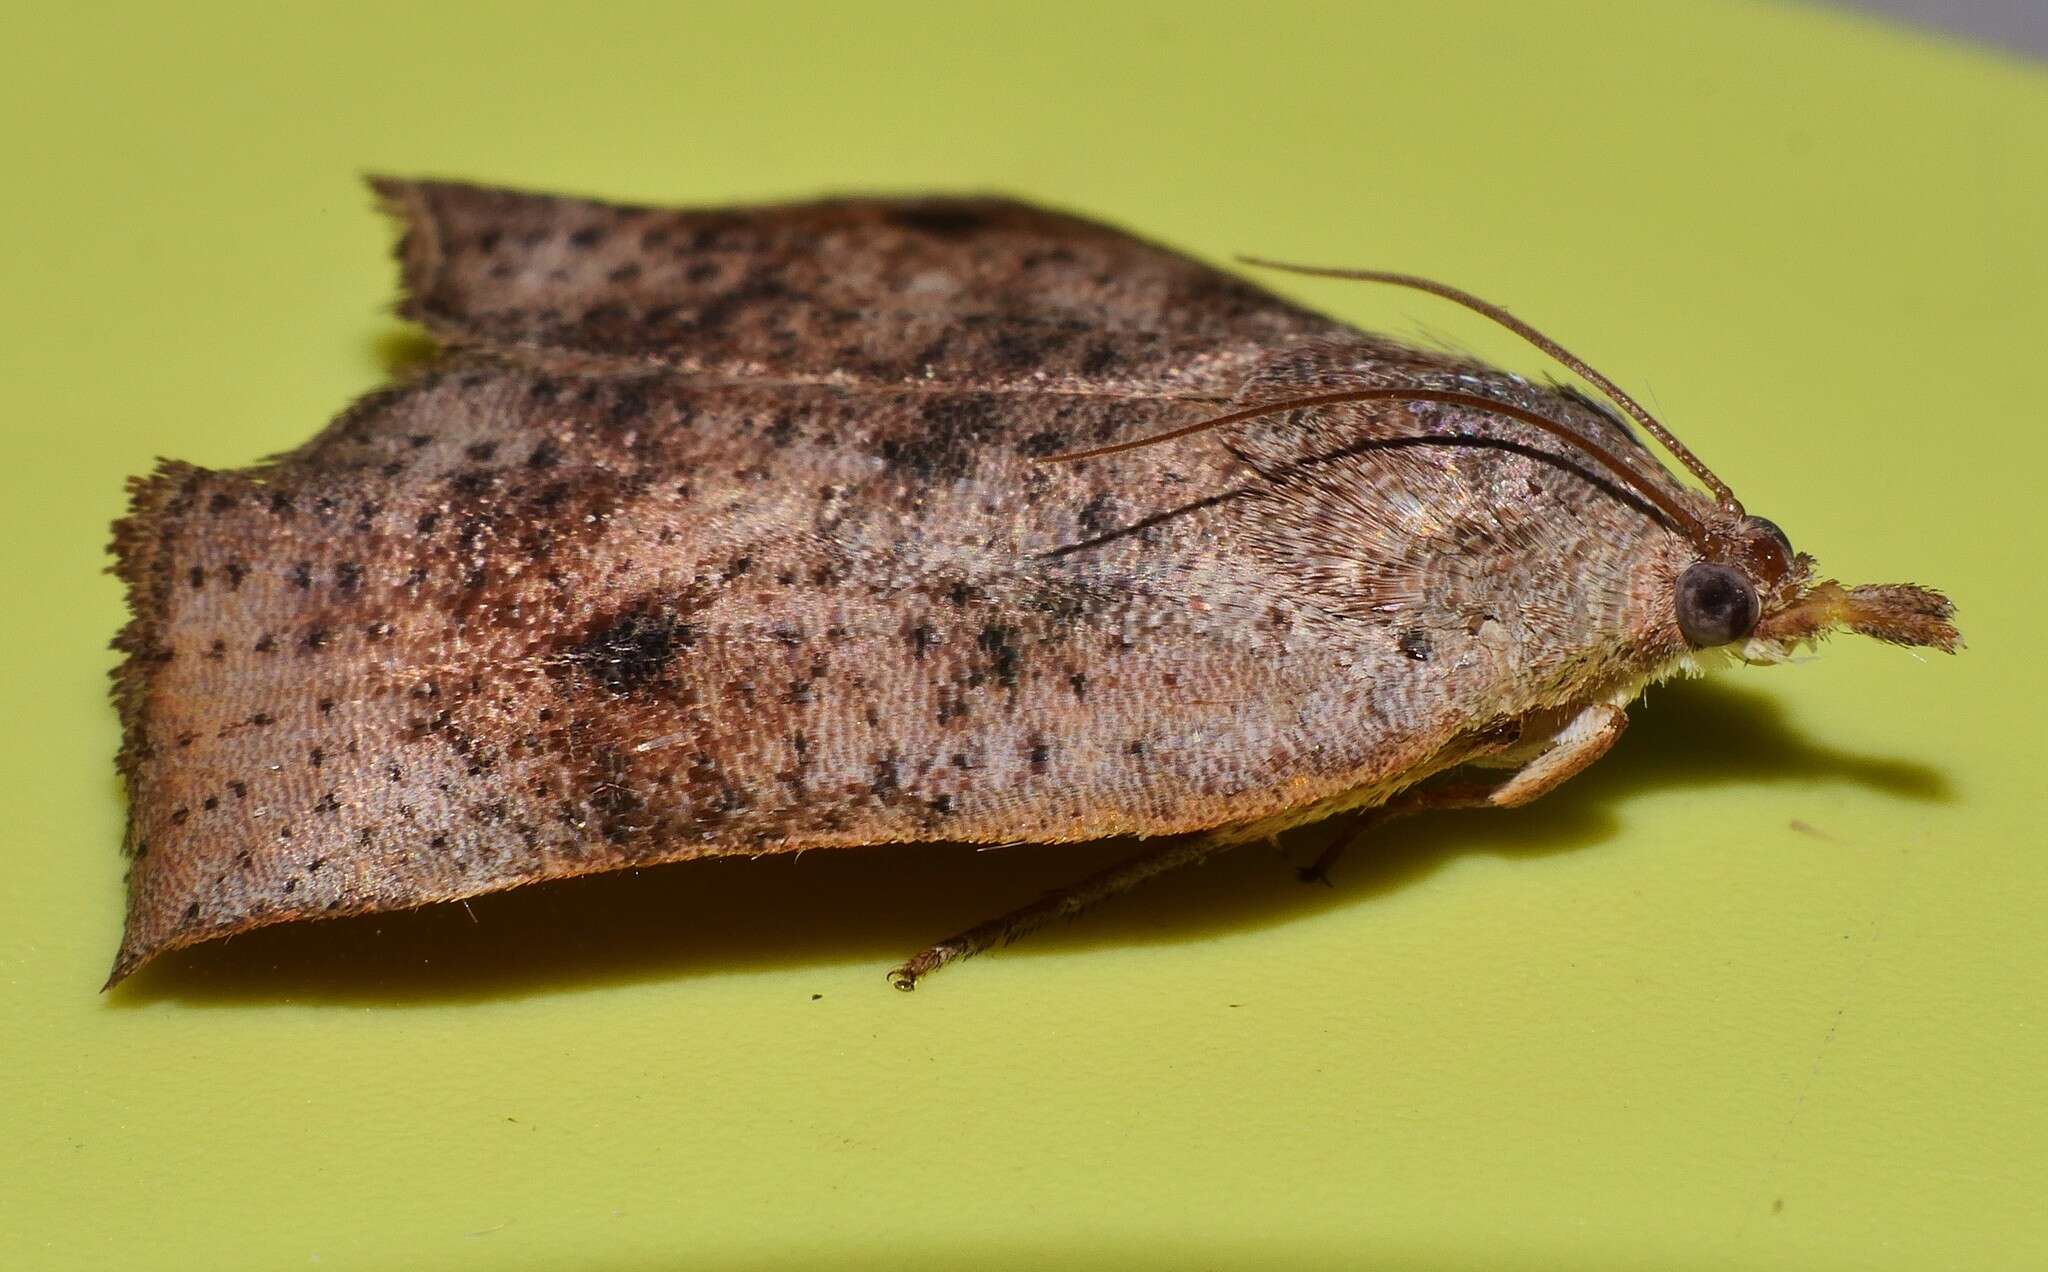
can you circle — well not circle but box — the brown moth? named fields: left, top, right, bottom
left=106, top=179, right=1959, bottom=990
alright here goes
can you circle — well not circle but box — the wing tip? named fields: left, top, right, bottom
left=363, top=174, right=443, bottom=321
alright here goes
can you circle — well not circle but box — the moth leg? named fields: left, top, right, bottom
left=1301, top=704, right=1629, bottom=883
left=893, top=706, right=1629, bottom=987
left=888, top=833, right=1235, bottom=991
left=1479, top=703, right=1628, bottom=808
left=1296, top=804, right=1410, bottom=887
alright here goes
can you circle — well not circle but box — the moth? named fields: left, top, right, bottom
left=106, top=179, right=1959, bottom=990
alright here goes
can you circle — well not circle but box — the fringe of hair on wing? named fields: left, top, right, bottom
left=106, top=460, right=212, bottom=842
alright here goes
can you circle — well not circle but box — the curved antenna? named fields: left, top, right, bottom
left=1044, top=386, right=1710, bottom=548
left=1238, top=258, right=1742, bottom=515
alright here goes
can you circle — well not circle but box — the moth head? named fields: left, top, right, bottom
left=1678, top=511, right=1959, bottom=659
left=1672, top=512, right=1789, bottom=649
left=1069, top=261, right=1962, bottom=664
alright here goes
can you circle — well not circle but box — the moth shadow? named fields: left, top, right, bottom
left=110, top=678, right=1948, bottom=1007
left=373, top=328, right=440, bottom=378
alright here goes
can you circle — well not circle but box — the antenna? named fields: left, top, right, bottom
left=1044, top=385, right=1711, bottom=549
left=1238, top=259, right=1742, bottom=515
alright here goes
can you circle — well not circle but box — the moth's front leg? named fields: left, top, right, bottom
left=1479, top=702, right=1629, bottom=807
left=1299, top=703, right=1628, bottom=883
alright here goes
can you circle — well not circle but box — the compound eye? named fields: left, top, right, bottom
left=1675, top=561, right=1761, bottom=648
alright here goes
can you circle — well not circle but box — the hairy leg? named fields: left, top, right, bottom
left=887, top=833, right=1237, bottom=990
left=1300, top=703, right=1628, bottom=884
left=889, top=706, right=1628, bottom=989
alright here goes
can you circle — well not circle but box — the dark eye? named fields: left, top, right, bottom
left=1675, top=562, right=1761, bottom=648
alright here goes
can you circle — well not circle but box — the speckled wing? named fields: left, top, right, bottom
left=99, top=367, right=1225, bottom=976
left=371, top=177, right=1349, bottom=397
left=108, top=186, right=1698, bottom=982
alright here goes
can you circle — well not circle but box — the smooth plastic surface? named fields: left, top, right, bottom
left=3, top=3, right=2042, bottom=1268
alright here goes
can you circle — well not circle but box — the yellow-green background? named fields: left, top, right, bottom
left=4, top=3, right=2042, bottom=1268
